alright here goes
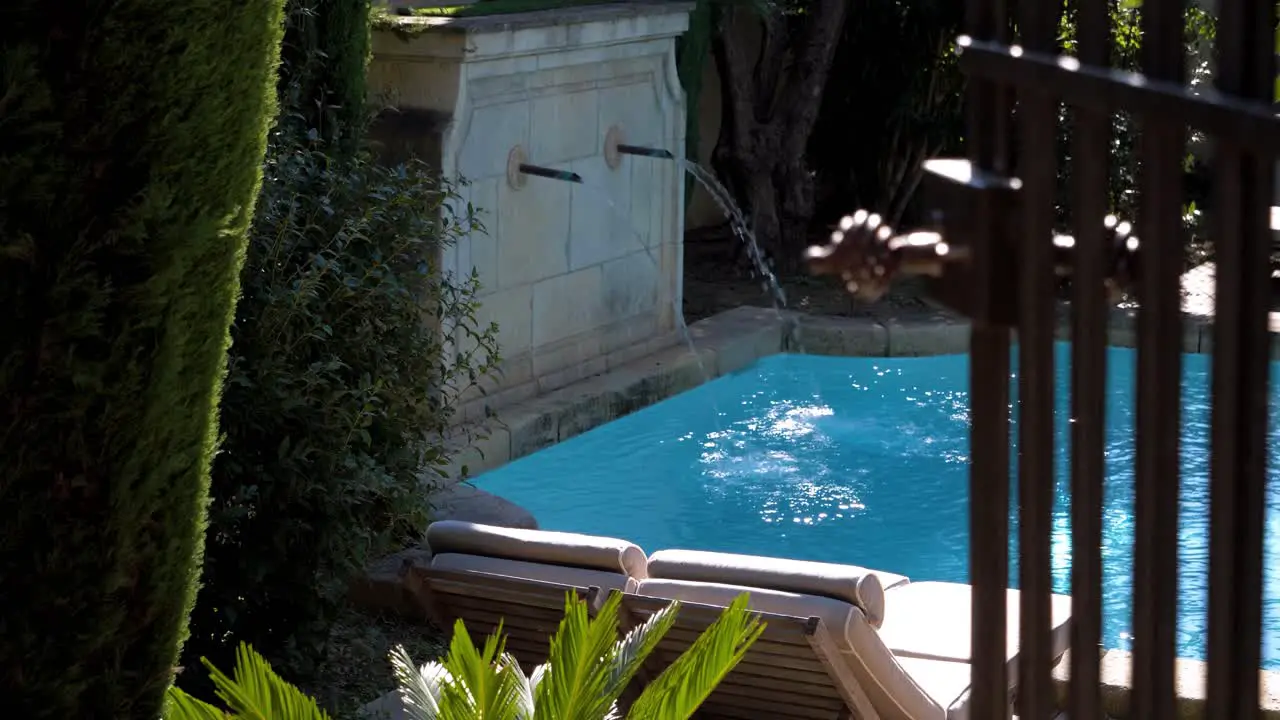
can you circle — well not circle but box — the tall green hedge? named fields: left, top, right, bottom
left=281, top=0, right=371, bottom=151
left=0, top=1, right=285, bottom=716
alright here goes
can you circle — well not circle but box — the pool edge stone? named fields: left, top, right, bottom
left=1051, top=649, right=1280, bottom=718
left=791, top=314, right=890, bottom=356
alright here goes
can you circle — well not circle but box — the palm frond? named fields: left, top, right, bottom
left=624, top=594, right=765, bottom=720
left=437, top=619, right=525, bottom=720
left=202, top=642, right=333, bottom=720
left=389, top=644, right=447, bottom=720
left=533, top=591, right=620, bottom=720
left=497, top=652, right=536, bottom=720
left=528, top=661, right=550, bottom=698
left=604, top=597, right=680, bottom=698
left=164, top=686, right=229, bottom=720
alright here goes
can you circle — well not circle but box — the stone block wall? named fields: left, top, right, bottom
left=368, top=3, right=691, bottom=416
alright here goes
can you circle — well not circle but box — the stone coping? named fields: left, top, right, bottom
left=1051, top=649, right=1280, bottom=718
left=377, top=1, right=694, bottom=33
left=440, top=303, right=1280, bottom=484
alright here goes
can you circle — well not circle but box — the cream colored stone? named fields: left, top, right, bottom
left=496, top=169, right=571, bottom=288
left=603, top=329, right=681, bottom=370
left=1097, top=308, right=1203, bottom=353
left=438, top=423, right=512, bottom=482
left=476, top=284, right=533, bottom=355
left=600, top=250, right=660, bottom=322
left=599, top=78, right=665, bottom=150
left=373, top=4, right=691, bottom=404
left=531, top=331, right=600, bottom=379
left=795, top=315, right=891, bottom=356
left=537, top=355, right=608, bottom=395
left=532, top=266, right=603, bottom=347
left=1077, top=649, right=1280, bottom=719
left=597, top=313, right=662, bottom=356
left=430, top=483, right=538, bottom=529
left=466, top=177, right=500, bottom=291
left=465, top=54, right=539, bottom=81
left=527, top=61, right=602, bottom=91
left=467, top=72, right=531, bottom=102
left=884, top=315, right=972, bottom=356
left=629, top=158, right=654, bottom=246
left=569, top=154, right=635, bottom=269
left=460, top=380, right=538, bottom=424
left=457, top=102, right=530, bottom=178
left=682, top=305, right=786, bottom=374
left=530, top=89, right=599, bottom=165
left=502, top=397, right=565, bottom=457
left=537, top=37, right=671, bottom=71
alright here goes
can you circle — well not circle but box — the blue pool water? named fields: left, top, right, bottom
left=477, top=343, right=1280, bottom=667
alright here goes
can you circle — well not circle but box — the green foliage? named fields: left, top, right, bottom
left=280, top=0, right=372, bottom=152
left=182, top=103, right=500, bottom=683
left=0, top=0, right=285, bottom=715
left=812, top=0, right=966, bottom=226
left=1055, top=3, right=1216, bottom=256
left=167, top=642, right=333, bottom=720
left=391, top=591, right=764, bottom=720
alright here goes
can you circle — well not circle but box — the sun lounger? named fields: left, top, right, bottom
left=403, top=523, right=1072, bottom=718
left=876, top=581, right=1074, bottom=686
left=640, top=549, right=1075, bottom=719
left=402, top=520, right=649, bottom=668
left=402, top=565, right=605, bottom=669
left=623, top=580, right=880, bottom=719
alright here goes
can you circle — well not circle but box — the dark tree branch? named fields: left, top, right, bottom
left=754, top=12, right=785, bottom=120
left=778, top=0, right=849, bottom=160
left=715, top=4, right=759, bottom=155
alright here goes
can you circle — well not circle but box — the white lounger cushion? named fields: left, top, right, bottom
left=426, top=520, right=648, bottom=579
left=430, top=553, right=636, bottom=594
left=892, top=657, right=975, bottom=720
left=635, top=578, right=947, bottom=720
left=646, top=548, right=901, bottom=628
left=878, top=581, right=1073, bottom=682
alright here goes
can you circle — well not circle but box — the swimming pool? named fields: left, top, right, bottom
left=476, top=343, right=1280, bottom=667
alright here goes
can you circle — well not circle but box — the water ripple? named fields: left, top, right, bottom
left=478, top=346, right=1280, bottom=667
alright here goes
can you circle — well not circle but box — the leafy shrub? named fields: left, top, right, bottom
left=280, top=0, right=371, bottom=152
left=1056, top=3, right=1216, bottom=257
left=167, top=593, right=762, bottom=720
left=167, top=643, right=334, bottom=720
left=182, top=104, right=500, bottom=683
left=818, top=0, right=1217, bottom=255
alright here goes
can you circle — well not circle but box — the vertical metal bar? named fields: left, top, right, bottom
left=1066, top=0, right=1110, bottom=715
left=1130, top=0, right=1186, bottom=716
left=964, top=0, right=1012, bottom=714
left=1205, top=0, right=1274, bottom=714
left=1014, top=0, right=1061, bottom=717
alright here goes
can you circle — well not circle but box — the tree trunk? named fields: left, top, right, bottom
left=0, top=0, right=285, bottom=715
left=712, top=0, right=851, bottom=274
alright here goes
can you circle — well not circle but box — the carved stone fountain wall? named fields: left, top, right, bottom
left=369, top=3, right=691, bottom=416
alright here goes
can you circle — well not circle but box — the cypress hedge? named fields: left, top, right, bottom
left=0, top=1, right=285, bottom=716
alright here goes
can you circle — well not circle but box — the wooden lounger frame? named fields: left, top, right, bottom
left=399, top=563, right=880, bottom=719
left=400, top=562, right=604, bottom=671
left=618, top=593, right=880, bottom=720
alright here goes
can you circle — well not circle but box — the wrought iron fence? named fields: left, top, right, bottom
left=809, top=0, right=1277, bottom=716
